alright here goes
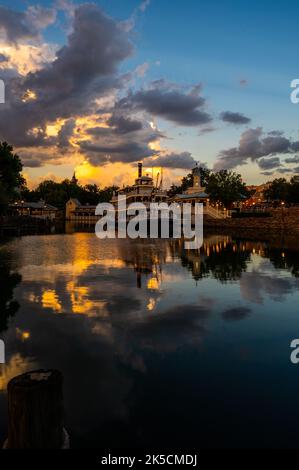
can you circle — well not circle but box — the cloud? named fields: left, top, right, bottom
left=117, top=81, right=212, bottom=126
left=0, top=53, right=8, bottom=63
left=214, top=128, right=299, bottom=171
left=107, top=115, right=143, bottom=134
left=198, top=126, right=217, bottom=135
left=135, top=62, right=149, bottom=78
left=268, top=130, right=284, bottom=137
left=57, top=118, right=76, bottom=148
left=0, top=4, right=134, bottom=148
left=276, top=168, right=293, bottom=174
left=0, top=2, right=232, bottom=181
left=258, top=157, right=280, bottom=170
left=80, top=140, right=155, bottom=165
left=146, top=151, right=197, bottom=169
left=139, top=0, right=151, bottom=12
left=285, top=155, right=299, bottom=164
left=0, top=5, right=56, bottom=44
left=220, top=111, right=251, bottom=125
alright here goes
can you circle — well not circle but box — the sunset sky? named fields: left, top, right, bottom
left=1, top=0, right=299, bottom=188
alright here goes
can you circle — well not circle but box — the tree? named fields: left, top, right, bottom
left=22, top=177, right=120, bottom=209
left=263, top=178, right=289, bottom=202
left=168, top=167, right=211, bottom=197
left=0, top=142, right=25, bottom=213
left=286, top=176, right=299, bottom=204
left=206, top=170, right=249, bottom=208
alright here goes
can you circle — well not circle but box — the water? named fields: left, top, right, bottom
left=0, top=232, right=299, bottom=448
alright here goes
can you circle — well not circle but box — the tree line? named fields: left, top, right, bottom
left=1, top=141, right=299, bottom=214
left=263, top=177, right=299, bottom=203
left=168, top=167, right=250, bottom=208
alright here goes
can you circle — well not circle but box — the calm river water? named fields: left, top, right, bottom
left=1, top=232, right=299, bottom=448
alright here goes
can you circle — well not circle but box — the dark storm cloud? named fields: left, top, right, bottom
left=258, top=157, right=280, bottom=170
left=80, top=139, right=155, bottom=165
left=268, top=130, right=284, bottom=137
left=81, top=118, right=162, bottom=165
left=276, top=168, right=293, bottom=174
left=285, top=155, right=299, bottom=164
left=0, top=5, right=56, bottom=44
left=214, top=128, right=299, bottom=171
left=57, top=118, right=76, bottom=148
left=17, top=148, right=60, bottom=168
left=146, top=151, right=197, bottom=169
left=0, top=53, right=8, bottom=63
left=0, top=4, right=133, bottom=149
left=117, top=82, right=212, bottom=126
left=108, top=115, right=143, bottom=134
left=220, top=111, right=251, bottom=125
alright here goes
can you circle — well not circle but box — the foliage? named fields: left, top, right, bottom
left=206, top=170, right=249, bottom=208
left=0, top=142, right=25, bottom=213
left=21, top=180, right=119, bottom=209
left=263, top=177, right=299, bottom=203
left=168, top=167, right=211, bottom=197
left=263, top=178, right=289, bottom=202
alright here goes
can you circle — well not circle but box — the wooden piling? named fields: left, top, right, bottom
left=6, top=369, right=65, bottom=449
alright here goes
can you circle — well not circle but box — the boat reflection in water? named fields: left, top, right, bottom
left=1, top=232, right=299, bottom=448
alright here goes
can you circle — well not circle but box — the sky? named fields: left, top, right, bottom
left=1, top=0, right=299, bottom=188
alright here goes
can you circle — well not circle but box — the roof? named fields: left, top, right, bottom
left=68, top=198, right=81, bottom=206
left=139, top=176, right=153, bottom=182
left=12, top=201, right=58, bottom=210
left=175, top=192, right=209, bottom=200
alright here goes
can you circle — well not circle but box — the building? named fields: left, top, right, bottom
left=244, top=183, right=271, bottom=207
left=172, top=165, right=209, bottom=205
left=65, top=198, right=98, bottom=223
left=9, top=200, right=58, bottom=220
left=111, top=162, right=168, bottom=208
left=71, top=172, right=78, bottom=185
left=172, top=165, right=228, bottom=219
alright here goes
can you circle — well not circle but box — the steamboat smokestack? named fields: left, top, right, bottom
left=138, top=162, right=142, bottom=178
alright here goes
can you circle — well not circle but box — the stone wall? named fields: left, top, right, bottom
left=204, top=207, right=299, bottom=232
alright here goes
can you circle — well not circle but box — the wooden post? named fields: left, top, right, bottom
left=6, top=369, right=65, bottom=449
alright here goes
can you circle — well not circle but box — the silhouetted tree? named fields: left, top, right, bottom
left=168, top=167, right=211, bottom=197
left=263, top=178, right=289, bottom=202
left=206, top=170, right=249, bottom=208
left=0, top=142, right=25, bottom=213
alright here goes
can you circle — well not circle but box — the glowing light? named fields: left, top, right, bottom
left=147, top=277, right=159, bottom=290
left=0, top=354, right=37, bottom=391
left=16, top=328, right=30, bottom=341
left=22, top=89, right=37, bottom=102
left=147, top=298, right=156, bottom=311
left=66, top=281, right=107, bottom=316
left=42, top=289, right=62, bottom=313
